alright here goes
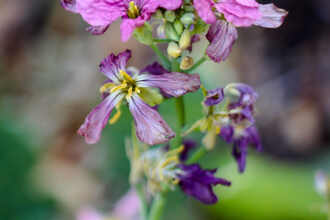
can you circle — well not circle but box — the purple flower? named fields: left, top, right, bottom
left=78, top=50, right=200, bottom=145
left=179, top=139, right=197, bottom=161
left=177, top=164, right=231, bottom=204
left=194, top=0, right=287, bottom=62
left=220, top=125, right=262, bottom=173
left=61, top=0, right=183, bottom=42
left=204, top=87, right=225, bottom=106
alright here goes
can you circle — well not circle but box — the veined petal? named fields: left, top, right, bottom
left=193, top=0, right=216, bottom=24
left=99, top=50, right=132, bottom=83
left=78, top=91, right=125, bottom=144
left=204, top=88, right=224, bottom=106
left=74, top=0, right=126, bottom=27
left=86, top=25, right=109, bottom=35
left=254, top=4, right=288, bottom=28
left=137, top=72, right=201, bottom=97
left=141, top=62, right=169, bottom=75
left=206, top=20, right=238, bottom=63
left=127, top=94, right=175, bottom=145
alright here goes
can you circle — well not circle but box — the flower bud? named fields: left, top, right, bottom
left=167, top=42, right=182, bottom=58
left=157, top=24, right=166, bottom=39
left=180, top=56, right=194, bottom=70
left=174, top=19, right=184, bottom=36
left=180, top=13, right=195, bottom=26
left=179, top=29, right=191, bottom=50
left=164, top=10, right=176, bottom=23
left=165, top=23, right=180, bottom=41
left=134, top=25, right=153, bottom=45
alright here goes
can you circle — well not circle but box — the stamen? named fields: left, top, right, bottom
left=99, top=82, right=116, bottom=93
left=120, top=70, right=135, bottom=83
left=110, top=81, right=128, bottom=93
left=109, top=104, right=122, bottom=124
left=127, top=1, right=140, bottom=19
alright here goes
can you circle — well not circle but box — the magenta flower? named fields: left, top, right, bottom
left=61, top=0, right=182, bottom=41
left=78, top=50, right=200, bottom=145
left=194, top=0, right=288, bottom=62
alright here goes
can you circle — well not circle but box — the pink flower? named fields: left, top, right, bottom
left=61, top=0, right=182, bottom=41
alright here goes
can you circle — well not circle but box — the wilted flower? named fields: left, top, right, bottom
left=61, top=0, right=182, bottom=41
left=197, top=0, right=288, bottom=62
left=177, top=164, right=231, bottom=204
left=78, top=50, right=200, bottom=145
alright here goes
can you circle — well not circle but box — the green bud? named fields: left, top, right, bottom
left=180, top=13, right=195, bottom=26
left=180, top=56, right=194, bottom=70
left=164, top=10, right=176, bottom=23
left=165, top=23, right=180, bottom=41
left=133, top=25, right=153, bottom=45
left=183, top=5, right=195, bottom=12
left=174, top=19, right=184, bottom=36
left=167, top=42, right=182, bottom=58
left=179, top=29, right=191, bottom=50
left=157, top=24, right=166, bottom=39
left=139, top=87, right=163, bottom=106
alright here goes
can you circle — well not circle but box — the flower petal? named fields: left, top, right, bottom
left=137, top=72, right=201, bottom=97
left=127, top=94, right=175, bottom=145
left=141, top=62, right=169, bottom=75
left=78, top=91, right=124, bottom=144
left=99, top=50, right=132, bottom=83
left=157, top=0, right=183, bottom=10
left=86, top=25, right=109, bottom=35
left=204, top=88, right=224, bottom=106
left=193, top=0, right=217, bottom=24
left=61, top=0, right=78, bottom=13
left=254, top=4, right=288, bottom=28
left=206, top=20, right=238, bottom=63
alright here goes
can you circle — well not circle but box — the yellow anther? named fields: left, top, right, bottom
left=127, top=1, right=140, bottom=18
left=172, top=178, right=180, bottom=185
left=135, top=87, right=141, bottom=94
left=160, top=156, right=179, bottom=169
left=215, top=126, right=221, bottom=134
left=167, top=145, right=185, bottom=156
left=110, top=81, right=127, bottom=93
left=109, top=104, right=122, bottom=124
left=120, top=70, right=134, bottom=83
left=99, top=82, right=116, bottom=93
left=126, top=87, right=133, bottom=99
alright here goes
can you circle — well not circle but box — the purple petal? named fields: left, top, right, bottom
left=178, top=164, right=231, bottom=204
left=157, top=0, right=183, bottom=10
left=127, top=94, right=175, bottom=145
left=86, top=25, right=109, bottom=35
left=75, top=0, right=126, bottom=27
left=219, top=125, right=234, bottom=143
left=99, top=50, right=132, bottom=83
left=61, top=0, right=78, bottom=13
left=141, top=62, right=169, bottom=75
left=246, top=126, right=262, bottom=151
left=206, top=20, right=238, bottom=63
left=180, top=139, right=197, bottom=161
left=254, top=4, right=288, bottom=28
left=78, top=92, right=124, bottom=144
left=193, top=0, right=217, bottom=24
left=215, top=0, right=261, bottom=27
left=120, top=17, right=146, bottom=42
left=137, top=72, right=201, bottom=97
left=204, top=88, right=224, bottom=106
left=232, top=141, right=248, bottom=173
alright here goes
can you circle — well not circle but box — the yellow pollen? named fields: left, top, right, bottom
left=215, top=126, right=221, bottom=134
left=110, top=81, right=128, bottom=93
left=126, top=87, right=134, bottom=99
left=127, top=1, right=140, bottom=19
left=120, top=70, right=134, bottom=83
left=99, top=82, right=116, bottom=93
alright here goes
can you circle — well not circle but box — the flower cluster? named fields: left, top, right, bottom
left=61, top=0, right=287, bottom=218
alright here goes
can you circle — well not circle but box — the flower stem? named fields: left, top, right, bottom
left=186, top=56, right=208, bottom=73
left=186, top=147, right=207, bottom=164
left=148, top=194, right=166, bottom=220
left=136, top=184, right=148, bottom=220
left=150, top=43, right=171, bottom=69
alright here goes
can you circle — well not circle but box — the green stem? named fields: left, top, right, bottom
left=175, top=96, right=185, bottom=128
left=153, top=38, right=173, bottom=43
left=186, top=147, right=207, bottom=164
left=136, top=184, right=148, bottom=220
left=148, top=194, right=166, bottom=220
left=186, top=56, right=207, bottom=73
left=150, top=43, right=171, bottom=69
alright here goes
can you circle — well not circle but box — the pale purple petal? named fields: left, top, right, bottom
left=254, top=4, right=288, bottom=28
left=61, top=0, right=78, bottom=13
left=206, top=20, right=238, bottom=63
left=215, top=0, right=261, bottom=27
left=78, top=92, right=124, bottom=144
left=74, top=0, right=126, bottom=27
left=137, top=72, right=201, bottom=97
left=76, top=208, right=103, bottom=220
left=128, top=94, right=175, bottom=145
left=99, top=50, right=132, bottom=82
left=112, top=189, right=140, bottom=220
left=86, top=25, right=109, bottom=35
left=157, top=0, right=183, bottom=10
left=141, top=62, right=169, bottom=75
left=204, top=88, right=224, bottom=106
left=193, top=0, right=217, bottom=24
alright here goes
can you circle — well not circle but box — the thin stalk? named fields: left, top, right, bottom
left=153, top=38, right=173, bottom=43
left=186, top=56, right=207, bottom=73
left=148, top=194, right=166, bottom=220
left=187, top=147, right=207, bottom=164
left=136, top=184, right=148, bottom=220
left=150, top=43, right=171, bottom=69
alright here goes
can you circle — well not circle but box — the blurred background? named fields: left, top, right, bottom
left=0, top=0, right=329, bottom=219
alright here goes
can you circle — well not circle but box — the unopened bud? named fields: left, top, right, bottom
left=180, top=13, right=195, bottom=26
left=179, top=29, right=191, bottom=50
left=167, top=42, right=182, bottom=58
left=165, top=23, right=180, bottom=41
left=180, top=56, right=194, bottom=70
left=174, top=19, right=184, bottom=36
left=156, top=24, right=166, bottom=39
left=164, top=10, right=176, bottom=23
